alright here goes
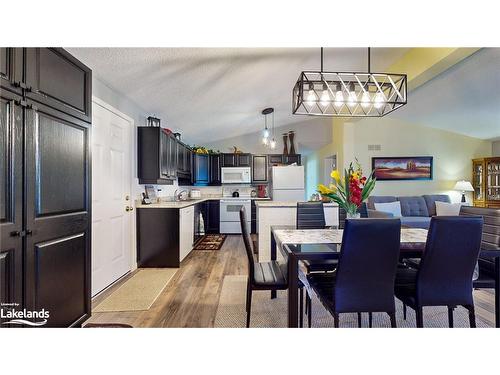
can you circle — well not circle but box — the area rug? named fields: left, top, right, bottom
left=193, top=234, right=227, bottom=250
left=214, top=275, right=491, bottom=328
left=93, top=268, right=177, bottom=312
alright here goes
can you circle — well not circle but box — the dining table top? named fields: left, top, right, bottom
left=272, top=225, right=429, bottom=247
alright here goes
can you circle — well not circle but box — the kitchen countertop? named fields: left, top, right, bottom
left=255, top=201, right=338, bottom=208
left=136, top=196, right=271, bottom=209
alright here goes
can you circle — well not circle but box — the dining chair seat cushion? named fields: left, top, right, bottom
left=253, top=261, right=288, bottom=288
left=303, top=259, right=338, bottom=273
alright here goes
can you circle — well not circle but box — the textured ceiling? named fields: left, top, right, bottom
left=392, top=48, right=500, bottom=140
left=67, top=47, right=409, bottom=143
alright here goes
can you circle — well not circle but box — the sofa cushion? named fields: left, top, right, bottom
left=423, top=194, right=451, bottom=216
left=400, top=216, right=431, bottom=229
left=367, top=196, right=397, bottom=210
left=374, top=201, right=402, bottom=217
left=397, top=196, right=429, bottom=217
left=435, top=201, right=461, bottom=216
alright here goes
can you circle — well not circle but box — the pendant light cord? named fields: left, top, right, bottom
left=320, top=47, right=323, bottom=72
left=368, top=47, right=371, bottom=73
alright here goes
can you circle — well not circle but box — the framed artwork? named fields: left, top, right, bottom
left=372, top=156, right=433, bottom=181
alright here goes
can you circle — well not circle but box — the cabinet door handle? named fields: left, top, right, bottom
left=10, top=231, right=22, bottom=237
left=25, top=229, right=33, bottom=236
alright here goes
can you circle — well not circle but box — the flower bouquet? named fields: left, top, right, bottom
left=318, top=159, right=376, bottom=218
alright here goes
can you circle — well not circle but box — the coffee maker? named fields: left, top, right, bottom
left=257, top=184, right=267, bottom=198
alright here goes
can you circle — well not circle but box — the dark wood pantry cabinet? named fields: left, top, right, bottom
left=0, top=48, right=92, bottom=328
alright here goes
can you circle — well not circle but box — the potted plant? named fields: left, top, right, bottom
left=318, top=159, right=376, bottom=219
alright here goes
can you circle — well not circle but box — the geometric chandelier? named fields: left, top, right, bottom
left=292, top=48, right=407, bottom=117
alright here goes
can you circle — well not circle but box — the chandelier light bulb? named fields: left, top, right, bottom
left=306, top=89, right=316, bottom=107
left=263, top=128, right=269, bottom=138
left=374, top=92, right=385, bottom=109
left=361, top=90, right=371, bottom=108
left=347, top=83, right=357, bottom=108
left=270, top=138, right=276, bottom=149
left=262, top=136, right=268, bottom=145
left=333, top=83, right=344, bottom=108
left=320, top=87, right=330, bottom=107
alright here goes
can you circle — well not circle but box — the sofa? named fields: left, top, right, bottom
left=367, top=194, right=451, bottom=229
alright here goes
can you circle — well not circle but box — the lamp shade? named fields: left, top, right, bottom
left=453, top=180, right=474, bottom=192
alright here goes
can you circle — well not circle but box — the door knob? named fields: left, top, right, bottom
left=126, top=206, right=134, bottom=212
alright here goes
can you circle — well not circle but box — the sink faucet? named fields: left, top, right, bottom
left=174, top=189, right=188, bottom=201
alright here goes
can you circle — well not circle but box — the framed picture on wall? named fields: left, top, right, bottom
left=372, top=156, right=433, bottom=181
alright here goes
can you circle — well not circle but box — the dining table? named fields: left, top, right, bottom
left=270, top=225, right=500, bottom=328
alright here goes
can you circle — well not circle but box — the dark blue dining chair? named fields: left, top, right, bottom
left=307, top=218, right=401, bottom=327
left=395, top=216, right=484, bottom=328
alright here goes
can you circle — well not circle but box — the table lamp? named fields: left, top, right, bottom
left=453, top=180, right=474, bottom=203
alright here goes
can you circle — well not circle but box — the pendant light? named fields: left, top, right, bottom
left=292, top=47, right=407, bottom=117
left=261, top=107, right=276, bottom=150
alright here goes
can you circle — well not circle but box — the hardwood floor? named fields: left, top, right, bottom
left=85, top=234, right=497, bottom=327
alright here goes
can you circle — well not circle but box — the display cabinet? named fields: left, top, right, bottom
left=472, top=157, right=500, bottom=208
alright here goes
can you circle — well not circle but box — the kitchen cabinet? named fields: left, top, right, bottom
left=268, top=154, right=284, bottom=165
left=206, top=200, right=220, bottom=234
left=180, top=206, right=195, bottom=262
left=252, top=155, right=268, bottom=183
left=177, top=142, right=192, bottom=184
left=138, top=127, right=177, bottom=184
left=284, top=154, right=301, bottom=165
left=209, top=154, right=221, bottom=185
left=25, top=48, right=92, bottom=123
left=0, top=49, right=92, bottom=327
left=0, top=48, right=23, bottom=96
left=193, top=154, right=209, bottom=186
left=221, top=153, right=251, bottom=167
left=251, top=200, right=257, bottom=234
left=137, top=208, right=181, bottom=267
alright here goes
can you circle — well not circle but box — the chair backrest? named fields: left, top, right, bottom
left=417, top=216, right=483, bottom=306
left=296, top=202, right=326, bottom=229
left=239, top=206, right=255, bottom=279
left=334, top=218, right=401, bottom=313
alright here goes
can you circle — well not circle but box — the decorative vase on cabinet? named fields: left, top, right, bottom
left=288, top=131, right=296, bottom=155
left=282, top=133, right=288, bottom=155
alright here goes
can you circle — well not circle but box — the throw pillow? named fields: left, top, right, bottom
left=374, top=201, right=402, bottom=217
left=435, top=201, right=461, bottom=216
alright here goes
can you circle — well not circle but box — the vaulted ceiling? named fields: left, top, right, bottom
left=67, top=48, right=409, bottom=144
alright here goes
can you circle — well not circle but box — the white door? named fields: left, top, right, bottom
left=91, top=99, right=133, bottom=296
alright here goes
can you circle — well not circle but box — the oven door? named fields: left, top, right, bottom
left=220, top=200, right=250, bottom=222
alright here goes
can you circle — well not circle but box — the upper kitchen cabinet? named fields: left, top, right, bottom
left=193, top=154, right=209, bottom=186
left=209, top=154, right=221, bottom=185
left=252, top=155, right=268, bottom=183
left=284, top=154, right=301, bottom=165
left=24, top=48, right=92, bottom=123
left=138, top=127, right=177, bottom=185
left=176, top=141, right=192, bottom=184
left=221, top=153, right=251, bottom=167
left=0, top=48, right=24, bottom=95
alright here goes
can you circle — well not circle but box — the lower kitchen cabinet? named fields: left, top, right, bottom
left=206, top=200, right=220, bottom=234
left=179, top=206, right=195, bottom=262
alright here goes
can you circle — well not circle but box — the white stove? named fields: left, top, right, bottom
left=220, top=197, right=251, bottom=234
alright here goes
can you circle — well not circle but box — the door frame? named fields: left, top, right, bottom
left=91, top=96, right=137, bottom=276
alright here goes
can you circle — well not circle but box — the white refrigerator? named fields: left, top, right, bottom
left=271, top=165, right=305, bottom=201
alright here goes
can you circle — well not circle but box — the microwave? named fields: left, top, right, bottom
left=221, top=167, right=251, bottom=184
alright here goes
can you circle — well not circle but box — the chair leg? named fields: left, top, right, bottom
left=368, top=312, right=373, bottom=328
left=307, top=294, right=312, bottom=328
left=388, top=312, right=397, bottom=328
left=467, top=305, right=476, bottom=328
left=357, top=312, right=362, bottom=328
left=333, top=313, right=340, bottom=328
left=416, top=307, right=424, bottom=328
left=403, top=303, right=407, bottom=320
left=447, top=306, right=454, bottom=328
left=299, top=287, right=304, bottom=328
left=246, top=283, right=252, bottom=328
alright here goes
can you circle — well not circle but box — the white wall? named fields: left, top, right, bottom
left=493, top=141, right=500, bottom=156
left=341, top=118, right=492, bottom=202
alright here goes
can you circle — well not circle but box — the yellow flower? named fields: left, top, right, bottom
left=330, top=170, right=341, bottom=183
left=318, top=184, right=334, bottom=195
